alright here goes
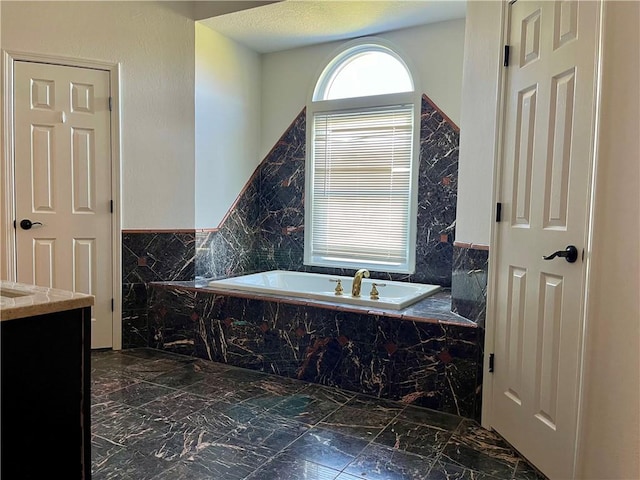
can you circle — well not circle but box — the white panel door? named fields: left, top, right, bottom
left=492, top=1, right=600, bottom=478
left=14, top=61, right=113, bottom=349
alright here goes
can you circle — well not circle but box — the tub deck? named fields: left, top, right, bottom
left=152, top=279, right=475, bottom=327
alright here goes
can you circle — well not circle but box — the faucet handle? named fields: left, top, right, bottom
left=369, top=283, right=386, bottom=300
left=329, top=279, right=344, bottom=295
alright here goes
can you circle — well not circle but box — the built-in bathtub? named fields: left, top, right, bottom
left=208, top=270, right=441, bottom=310
left=148, top=278, right=483, bottom=420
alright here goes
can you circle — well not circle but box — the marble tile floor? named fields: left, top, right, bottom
left=91, top=348, right=547, bottom=480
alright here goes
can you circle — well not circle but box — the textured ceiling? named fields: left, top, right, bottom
left=200, top=0, right=467, bottom=53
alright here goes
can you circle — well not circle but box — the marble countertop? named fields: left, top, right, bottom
left=0, top=281, right=94, bottom=321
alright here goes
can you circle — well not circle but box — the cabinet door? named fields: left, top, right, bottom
left=1, top=307, right=91, bottom=479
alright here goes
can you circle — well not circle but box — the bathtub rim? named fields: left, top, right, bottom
left=206, top=269, right=442, bottom=310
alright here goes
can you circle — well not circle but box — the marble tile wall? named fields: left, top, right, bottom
left=450, top=244, right=488, bottom=420
left=195, top=95, right=460, bottom=287
left=450, top=245, right=489, bottom=326
left=122, top=232, right=195, bottom=348
left=148, top=285, right=483, bottom=420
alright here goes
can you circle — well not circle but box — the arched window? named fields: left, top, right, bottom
left=305, top=40, right=420, bottom=273
left=313, top=45, right=413, bottom=100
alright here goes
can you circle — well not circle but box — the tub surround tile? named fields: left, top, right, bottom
left=195, top=112, right=307, bottom=281
left=256, top=113, right=307, bottom=273
left=122, top=232, right=195, bottom=284
left=193, top=95, right=459, bottom=288
left=451, top=245, right=489, bottom=325
left=196, top=182, right=263, bottom=280
left=148, top=285, right=483, bottom=419
left=413, top=95, right=459, bottom=287
left=449, top=244, right=488, bottom=420
left=122, top=231, right=196, bottom=348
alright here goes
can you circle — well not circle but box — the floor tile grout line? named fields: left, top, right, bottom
left=329, top=404, right=461, bottom=478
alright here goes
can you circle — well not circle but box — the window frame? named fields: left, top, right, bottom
left=304, top=38, right=421, bottom=274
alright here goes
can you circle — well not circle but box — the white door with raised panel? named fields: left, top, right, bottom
left=14, top=61, right=113, bottom=348
left=491, top=1, right=600, bottom=478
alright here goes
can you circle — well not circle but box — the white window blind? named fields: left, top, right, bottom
left=309, top=105, right=414, bottom=268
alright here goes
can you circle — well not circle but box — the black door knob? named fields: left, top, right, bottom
left=19, top=219, right=43, bottom=230
left=543, top=245, right=578, bottom=263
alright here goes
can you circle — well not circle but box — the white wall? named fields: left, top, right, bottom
left=195, top=23, right=261, bottom=229
left=1, top=1, right=196, bottom=229
left=455, top=1, right=504, bottom=246
left=260, top=19, right=465, bottom=159
left=578, top=2, right=640, bottom=477
left=1, top=3, right=465, bottom=229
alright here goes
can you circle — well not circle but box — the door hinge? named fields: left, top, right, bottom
left=108, top=97, right=113, bottom=111
left=13, top=220, right=16, bottom=229
left=489, top=353, right=495, bottom=373
left=110, top=200, right=113, bottom=213
left=504, top=45, right=510, bottom=67
left=496, top=202, right=502, bottom=222
left=111, top=298, right=114, bottom=312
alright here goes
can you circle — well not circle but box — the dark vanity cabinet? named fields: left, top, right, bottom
left=1, top=285, right=92, bottom=479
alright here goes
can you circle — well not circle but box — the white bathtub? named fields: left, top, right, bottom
left=207, top=270, right=441, bottom=310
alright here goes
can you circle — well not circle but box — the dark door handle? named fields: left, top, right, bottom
left=19, top=219, right=43, bottom=230
left=543, top=245, right=578, bottom=263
